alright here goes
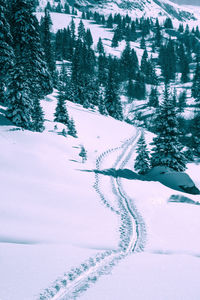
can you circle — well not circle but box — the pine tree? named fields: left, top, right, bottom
left=98, top=54, right=107, bottom=84
left=70, top=18, right=76, bottom=43
left=140, top=49, right=148, bottom=75
left=97, top=38, right=104, bottom=54
left=32, top=98, right=45, bottom=132
left=64, top=3, right=70, bottom=14
left=140, top=35, right=146, bottom=49
left=149, top=87, right=159, bottom=107
left=98, top=93, right=108, bottom=115
left=30, top=16, right=53, bottom=97
left=78, top=20, right=85, bottom=40
left=54, top=87, right=69, bottom=125
left=120, top=42, right=138, bottom=81
left=127, top=78, right=135, bottom=102
left=8, top=0, right=51, bottom=129
left=178, top=23, right=184, bottom=33
left=40, top=8, right=56, bottom=81
left=83, top=97, right=90, bottom=109
left=159, top=40, right=176, bottom=83
left=131, top=21, right=137, bottom=41
left=55, top=29, right=63, bottom=60
left=0, top=0, right=14, bottom=104
left=62, top=27, right=73, bottom=60
left=120, top=42, right=132, bottom=80
left=7, top=63, right=33, bottom=129
left=192, top=63, right=200, bottom=100
left=190, top=110, right=200, bottom=156
left=84, top=29, right=93, bottom=48
left=105, top=59, right=123, bottom=120
left=107, top=14, right=113, bottom=28
left=79, top=145, right=87, bottom=163
left=172, top=88, right=177, bottom=107
left=155, top=19, right=161, bottom=45
left=111, top=31, right=119, bottom=48
left=68, top=118, right=77, bottom=137
left=134, top=132, right=150, bottom=175
left=145, top=59, right=158, bottom=85
left=178, top=91, right=187, bottom=112
left=151, top=85, right=187, bottom=171
left=133, top=72, right=146, bottom=100
left=164, top=17, right=173, bottom=29
left=178, top=44, right=189, bottom=83
left=55, top=3, right=62, bottom=13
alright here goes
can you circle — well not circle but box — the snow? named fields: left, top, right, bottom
left=0, top=91, right=136, bottom=299
left=81, top=252, right=200, bottom=300
left=36, top=13, right=115, bottom=55
left=2, top=7, right=200, bottom=299
left=1, top=87, right=200, bottom=299
left=80, top=128, right=200, bottom=300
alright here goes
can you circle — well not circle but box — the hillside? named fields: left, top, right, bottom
left=1, top=1, right=200, bottom=300
left=37, top=0, right=197, bottom=21
left=1, top=90, right=200, bottom=299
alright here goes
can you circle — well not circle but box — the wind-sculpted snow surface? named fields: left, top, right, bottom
left=38, top=129, right=146, bottom=300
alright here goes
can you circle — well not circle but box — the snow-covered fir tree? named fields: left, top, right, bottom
left=68, top=118, right=77, bottom=138
left=97, top=38, right=104, bottom=54
left=7, top=64, right=33, bottom=129
left=149, top=87, right=159, bottom=107
left=105, top=58, right=123, bottom=121
left=190, top=109, right=200, bottom=156
left=54, top=87, right=69, bottom=125
left=98, top=89, right=108, bottom=115
left=32, top=97, right=45, bottom=132
left=78, top=19, right=85, bottom=40
left=40, top=7, right=56, bottom=82
left=0, top=0, right=14, bottom=104
left=151, top=85, right=187, bottom=172
left=127, top=78, right=135, bottom=102
left=192, top=63, right=200, bottom=101
left=84, top=29, right=93, bottom=48
left=83, top=97, right=90, bottom=109
left=79, top=145, right=87, bottom=163
left=7, top=0, right=51, bottom=130
left=10, top=0, right=52, bottom=98
left=178, top=91, right=187, bottom=112
left=134, top=132, right=150, bottom=175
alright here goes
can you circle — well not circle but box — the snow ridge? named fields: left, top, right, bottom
left=37, top=0, right=196, bottom=21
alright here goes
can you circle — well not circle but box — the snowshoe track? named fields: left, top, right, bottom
left=38, top=129, right=146, bottom=300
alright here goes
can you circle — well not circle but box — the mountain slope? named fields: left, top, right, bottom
left=37, top=0, right=196, bottom=21
left=1, top=90, right=200, bottom=299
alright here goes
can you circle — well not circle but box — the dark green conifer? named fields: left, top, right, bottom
left=134, top=132, right=150, bottom=175
left=0, top=0, right=14, bottom=104
left=151, top=85, right=187, bottom=171
left=68, top=118, right=77, bottom=137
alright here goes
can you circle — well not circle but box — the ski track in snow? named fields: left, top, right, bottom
left=38, top=128, right=146, bottom=300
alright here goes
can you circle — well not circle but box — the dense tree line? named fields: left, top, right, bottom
left=0, top=0, right=53, bottom=131
left=2, top=0, right=200, bottom=166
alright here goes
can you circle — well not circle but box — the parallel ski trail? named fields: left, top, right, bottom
left=38, top=129, right=146, bottom=300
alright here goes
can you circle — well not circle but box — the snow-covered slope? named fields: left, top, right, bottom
left=37, top=0, right=196, bottom=21
left=1, top=90, right=200, bottom=299
left=0, top=91, right=136, bottom=299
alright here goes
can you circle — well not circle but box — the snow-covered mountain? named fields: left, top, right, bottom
left=37, top=0, right=196, bottom=21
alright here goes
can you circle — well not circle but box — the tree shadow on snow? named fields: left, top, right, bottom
left=83, top=168, right=146, bottom=181
left=82, top=168, right=200, bottom=196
